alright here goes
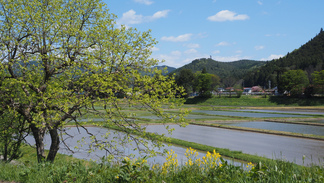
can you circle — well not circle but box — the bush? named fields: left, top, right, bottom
left=236, top=90, right=243, bottom=98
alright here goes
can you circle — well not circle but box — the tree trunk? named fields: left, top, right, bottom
left=30, top=124, right=46, bottom=162
left=3, top=136, right=8, bottom=162
left=46, top=127, right=60, bottom=162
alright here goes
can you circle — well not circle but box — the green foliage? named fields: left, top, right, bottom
left=185, top=95, right=324, bottom=106
left=235, top=90, right=243, bottom=98
left=0, top=110, right=26, bottom=162
left=175, top=69, right=220, bottom=98
left=0, top=149, right=323, bottom=183
left=194, top=72, right=212, bottom=98
left=210, top=74, right=221, bottom=90
left=281, top=70, right=309, bottom=96
left=116, top=157, right=150, bottom=182
left=0, top=0, right=185, bottom=162
left=153, top=65, right=176, bottom=76
left=175, top=69, right=195, bottom=98
left=312, top=70, right=324, bottom=95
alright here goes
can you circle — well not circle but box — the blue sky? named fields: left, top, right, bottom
left=105, top=0, right=324, bottom=68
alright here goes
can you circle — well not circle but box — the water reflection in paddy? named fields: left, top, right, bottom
left=138, top=114, right=224, bottom=120
left=192, top=110, right=310, bottom=118
left=226, top=121, right=324, bottom=136
left=237, top=109, right=324, bottom=115
left=77, top=114, right=224, bottom=122
left=146, top=124, right=324, bottom=166
left=24, top=127, right=241, bottom=166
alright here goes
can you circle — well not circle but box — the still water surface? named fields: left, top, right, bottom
left=237, top=109, right=324, bottom=115
left=192, top=110, right=310, bottom=118
left=146, top=124, right=324, bottom=166
left=226, top=121, right=324, bottom=136
left=25, top=127, right=241, bottom=166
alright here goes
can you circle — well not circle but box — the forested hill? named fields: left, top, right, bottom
left=153, top=65, right=176, bottom=75
left=170, top=58, right=266, bottom=79
left=244, top=28, right=324, bottom=87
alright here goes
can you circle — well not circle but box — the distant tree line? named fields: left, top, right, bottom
left=175, top=68, right=220, bottom=98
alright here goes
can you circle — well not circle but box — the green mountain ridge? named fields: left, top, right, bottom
left=153, top=65, right=176, bottom=75
left=167, top=28, right=324, bottom=88
left=170, top=58, right=266, bottom=80
left=244, top=28, right=324, bottom=87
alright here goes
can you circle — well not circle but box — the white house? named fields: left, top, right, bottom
left=243, top=88, right=252, bottom=95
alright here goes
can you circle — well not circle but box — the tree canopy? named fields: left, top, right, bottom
left=281, top=70, right=309, bottom=96
left=0, top=0, right=184, bottom=162
left=175, top=69, right=195, bottom=98
left=312, top=70, right=324, bottom=95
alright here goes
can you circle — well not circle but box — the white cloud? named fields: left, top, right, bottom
left=152, top=10, right=170, bottom=19
left=161, top=33, right=193, bottom=42
left=216, top=41, right=231, bottom=46
left=153, top=50, right=211, bottom=68
left=197, top=32, right=208, bottom=39
left=134, top=0, right=153, bottom=5
left=118, top=9, right=170, bottom=25
left=265, top=33, right=286, bottom=37
left=255, top=45, right=265, bottom=50
left=261, top=54, right=284, bottom=61
left=155, top=51, right=182, bottom=67
left=236, top=50, right=243, bottom=53
left=184, top=49, right=198, bottom=54
left=212, top=50, right=220, bottom=54
left=207, top=10, right=249, bottom=22
left=257, top=1, right=263, bottom=5
left=151, top=46, right=160, bottom=52
left=118, top=10, right=143, bottom=25
left=171, top=50, right=182, bottom=57
left=184, top=43, right=200, bottom=48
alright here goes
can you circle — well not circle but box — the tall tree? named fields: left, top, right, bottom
left=194, top=71, right=212, bottom=98
left=281, top=70, right=309, bottom=96
left=0, top=110, right=27, bottom=162
left=312, top=70, right=324, bottom=95
left=210, top=74, right=220, bottom=91
left=0, top=0, right=184, bottom=162
left=175, top=69, right=195, bottom=98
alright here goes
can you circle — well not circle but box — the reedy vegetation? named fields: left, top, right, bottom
left=0, top=146, right=323, bottom=182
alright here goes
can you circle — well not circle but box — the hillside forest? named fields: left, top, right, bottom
left=169, top=28, right=324, bottom=97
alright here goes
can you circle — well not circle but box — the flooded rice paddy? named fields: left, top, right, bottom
left=146, top=124, right=324, bottom=166
left=192, top=110, right=311, bottom=118
left=25, top=127, right=241, bottom=166
left=237, top=109, right=324, bottom=115
left=225, top=121, right=324, bottom=136
left=26, top=109, right=324, bottom=166
left=137, top=114, right=224, bottom=120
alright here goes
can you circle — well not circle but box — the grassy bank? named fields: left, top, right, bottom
left=185, top=95, right=324, bottom=106
left=1, top=144, right=323, bottom=182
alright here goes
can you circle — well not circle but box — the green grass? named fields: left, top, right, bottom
left=185, top=95, right=324, bottom=106
left=1, top=144, right=323, bottom=182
